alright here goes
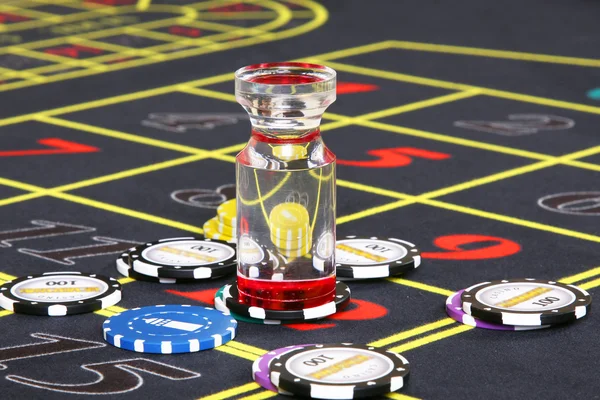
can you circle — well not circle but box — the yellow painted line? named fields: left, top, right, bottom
left=223, top=340, right=267, bottom=357
left=353, top=89, right=481, bottom=120
left=136, top=0, right=151, bottom=11
left=215, top=345, right=259, bottom=361
left=105, top=305, right=127, bottom=313
left=390, top=40, right=600, bottom=68
left=580, top=278, right=600, bottom=291
left=319, top=60, right=600, bottom=115
left=387, top=277, right=455, bottom=297
left=386, top=392, right=421, bottom=400
left=370, top=318, right=456, bottom=347
left=197, top=383, right=260, bottom=400
left=305, top=40, right=394, bottom=61
left=0, top=310, right=13, bottom=317
left=421, top=159, right=556, bottom=199
left=37, top=116, right=205, bottom=155
left=94, top=309, right=118, bottom=317
left=51, top=192, right=204, bottom=234
left=209, top=153, right=236, bottom=163
left=337, top=199, right=414, bottom=224
left=0, top=192, right=47, bottom=207
left=389, top=325, right=473, bottom=353
left=336, top=179, right=407, bottom=200
left=0, top=0, right=319, bottom=93
left=237, top=391, right=278, bottom=400
left=54, top=154, right=210, bottom=192
left=360, top=119, right=551, bottom=161
left=422, top=198, right=600, bottom=243
left=0, top=177, right=47, bottom=193
left=212, top=142, right=246, bottom=155
left=178, top=86, right=237, bottom=102
left=563, top=159, right=600, bottom=172
left=117, top=277, right=135, bottom=285
left=0, top=69, right=232, bottom=127
left=560, top=266, right=600, bottom=284
left=0, top=272, right=16, bottom=281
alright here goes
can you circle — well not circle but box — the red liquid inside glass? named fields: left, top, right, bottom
left=236, top=63, right=336, bottom=312
left=237, top=274, right=336, bottom=311
left=248, top=74, right=324, bottom=85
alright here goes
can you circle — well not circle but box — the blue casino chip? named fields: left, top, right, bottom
left=102, top=305, right=237, bottom=354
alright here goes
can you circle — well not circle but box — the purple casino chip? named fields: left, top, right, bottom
left=446, top=290, right=550, bottom=331
left=252, top=344, right=313, bottom=392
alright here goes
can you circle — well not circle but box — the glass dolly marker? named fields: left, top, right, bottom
left=235, top=63, right=337, bottom=312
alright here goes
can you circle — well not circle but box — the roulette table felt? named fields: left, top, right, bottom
left=0, top=0, right=598, bottom=399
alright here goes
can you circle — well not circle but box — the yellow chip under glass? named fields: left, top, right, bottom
left=272, top=144, right=308, bottom=161
left=269, top=203, right=310, bottom=229
left=217, top=199, right=237, bottom=227
left=272, top=231, right=312, bottom=252
left=276, top=238, right=311, bottom=258
left=203, top=218, right=235, bottom=243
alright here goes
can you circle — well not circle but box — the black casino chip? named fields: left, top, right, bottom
left=269, top=343, right=410, bottom=399
left=461, top=278, right=592, bottom=326
left=0, top=271, right=122, bottom=316
left=115, top=253, right=202, bottom=284
left=128, top=237, right=237, bottom=280
left=335, top=236, right=421, bottom=279
left=223, top=280, right=351, bottom=321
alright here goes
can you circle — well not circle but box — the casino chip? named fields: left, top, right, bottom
left=446, top=290, right=550, bottom=331
left=223, top=280, right=351, bottom=321
left=116, top=253, right=200, bottom=284
left=0, top=272, right=121, bottom=316
left=253, top=345, right=315, bottom=392
left=203, top=217, right=235, bottom=242
left=214, top=285, right=293, bottom=325
left=269, top=343, right=410, bottom=399
left=128, top=237, right=236, bottom=279
left=335, top=236, right=421, bottom=279
left=217, top=199, right=237, bottom=227
left=461, top=278, right=592, bottom=326
left=103, top=305, right=237, bottom=354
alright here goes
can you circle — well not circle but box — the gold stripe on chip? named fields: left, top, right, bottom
left=160, top=246, right=218, bottom=262
left=336, top=244, right=387, bottom=262
left=309, top=354, right=371, bottom=380
left=494, top=287, right=552, bottom=308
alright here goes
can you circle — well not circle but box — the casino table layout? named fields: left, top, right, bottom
left=0, top=0, right=599, bottom=399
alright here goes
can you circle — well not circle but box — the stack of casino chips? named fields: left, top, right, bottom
left=115, top=237, right=237, bottom=284
left=445, top=278, right=592, bottom=331
left=269, top=202, right=311, bottom=259
left=203, top=199, right=237, bottom=243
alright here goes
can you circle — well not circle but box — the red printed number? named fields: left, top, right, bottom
left=0, top=138, right=100, bottom=157
left=168, top=26, right=201, bottom=38
left=337, top=147, right=451, bottom=168
left=422, top=234, right=521, bottom=260
left=0, top=13, right=30, bottom=24
left=166, top=289, right=388, bottom=331
left=45, top=45, right=103, bottom=58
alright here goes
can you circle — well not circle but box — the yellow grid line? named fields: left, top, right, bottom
left=197, top=383, right=261, bottom=400
left=0, top=0, right=322, bottom=92
left=560, top=266, right=600, bottom=284
left=369, top=318, right=456, bottom=347
left=317, top=60, right=600, bottom=115
left=388, top=325, right=474, bottom=353
left=0, top=2, right=322, bottom=92
left=237, top=391, right=277, bottom=400
left=136, top=0, right=152, bottom=12
left=0, top=39, right=596, bottom=390
left=388, top=40, right=600, bottom=68
left=580, top=278, right=600, bottom=291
